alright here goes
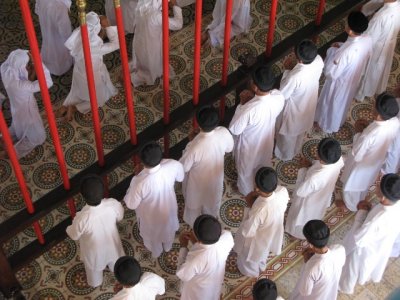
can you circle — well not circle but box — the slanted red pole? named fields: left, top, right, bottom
left=192, top=0, right=203, bottom=128
left=162, top=0, right=170, bottom=125
left=77, top=0, right=105, bottom=166
left=220, top=0, right=233, bottom=120
left=0, top=110, right=45, bottom=244
left=315, top=0, right=326, bottom=26
left=113, top=0, right=137, bottom=145
left=266, top=0, right=279, bottom=57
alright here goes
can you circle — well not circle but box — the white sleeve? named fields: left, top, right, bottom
left=176, top=249, right=198, bottom=282
left=229, top=106, right=249, bottom=135
left=99, top=26, right=120, bottom=55
left=279, top=70, right=298, bottom=100
left=123, top=177, right=143, bottom=210
left=175, top=161, right=185, bottom=182
left=66, top=214, right=86, bottom=240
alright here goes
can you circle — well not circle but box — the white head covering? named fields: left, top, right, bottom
left=136, top=0, right=162, bottom=16
left=35, top=0, right=72, bottom=15
left=0, top=49, right=29, bottom=89
left=64, top=11, right=103, bottom=58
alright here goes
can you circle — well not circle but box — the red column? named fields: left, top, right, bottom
left=192, top=0, right=203, bottom=128
left=113, top=0, right=137, bottom=145
left=162, top=0, right=170, bottom=125
left=0, top=110, right=45, bottom=244
left=315, top=0, right=326, bottom=26
left=77, top=1, right=105, bottom=166
left=266, top=0, right=279, bottom=57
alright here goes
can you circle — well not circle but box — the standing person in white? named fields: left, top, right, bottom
left=341, top=93, right=400, bottom=211
left=201, top=0, right=252, bottom=48
left=112, top=256, right=165, bottom=299
left=314, top=11, right=372, bottom=133
left=180, top=106, right=234, bottom=227
left=0, top=49, right=53, bottom=159
left=382, top=97, right=400, bottom=174
left=130, top=0, right=183, bottom=86
left=275, top=40, right=324, bottom=161
left=35, top=0, right=73, bottom=76
left=285, top=138, right=344, bottom=239
left=123, top=141, right=184, bottom=258
left=339, top=173, right=400, bottom=294
left=289, top=220, right=346, bottom=300
left=356, top=0, right=400, bottom=101
left=176, top=215, right=234, bottom=300
left=59, top=12, right=119, bottom=121
left=234, top=167, right=289, bottom=277
left=229, top=66, right=285, bottom=195
left=105, top=0, right=138, bottom=34
left=66, top=175, right=125, bottom=287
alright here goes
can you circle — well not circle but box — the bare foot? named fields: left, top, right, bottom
left=65, top=106, right=77, bottom=122
left=201, top=31, right=209, bottom=46
left=55, top=106, right=68, bottom=119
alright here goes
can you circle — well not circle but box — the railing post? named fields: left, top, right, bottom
left=192, top=0, right=203, bottom=128
left=76, top=0, right=105, bottom=166
left=162, top=0, right=171, bottom=156
left=113, top=0, right=137, bottom=145
left=266, top=0, right=279, bottom=57
left=315, top=0, right=326, bottom=26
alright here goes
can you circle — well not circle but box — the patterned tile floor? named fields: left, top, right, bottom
left=0, top=0, right=399, bottom=299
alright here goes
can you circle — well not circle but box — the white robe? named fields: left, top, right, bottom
left=66, top=198, right=125, bottom=271
left=275, top=56, right=324, bottom=160
left=64, top=26, right=119, bottom=113
left=356, top=1, right=400, bottom=100
left=314, top=36, right=372, bottom=133
left=361, top=0, right=384, bottom=16
left=339, top=202, right=400, bottom=294
left=0, top=50, right=53, bottom=158
left=207, top=0, right=252, bottom=48
left=105, top=0, right=138, bottom=34
left=289, top=245, right=346, bottom=300
left=285, top=158, right=344, bottom=239
left=233, top=186, right=289, bottom=277
left=35, top=0, right=73, bottom=76
left=179, top=127, right=234, bottom=227
left=176, top=230, right=234, bottom=300
left=341, top=118, right=400, bottom=211
left=111, top=272, right=165, bottom=299
left=382, top=99, right=400, bottom=174
left=229, top=90, right=285, bottom=195
left=123, top=159, right=184, bottom=257
left=131, top=5, right=183, bottom=86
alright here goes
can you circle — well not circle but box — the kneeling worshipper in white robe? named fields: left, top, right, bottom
left=0, top=49, right=53, bottom=159
left=314, top=11, right=372, bottom=133
left=285, top=138, right=344, bottom=239
left=290, top=220, right=346, bottom=300
left=123, top=141, right=184, bottom=258
left=340, top=93, right=400, bottom=211
left=176, top=215, right=234, bottom=300
left=201, top=0, right=252, bottom=48
left=275, top=40, right=324, bottom=161
left=229, top=66, right=285, bottom=195
left=130, top=0, right=183, bottom=86
left=339, top=173, right=400, bottom=294
left=180, top=106, right=234, bottom=227
left=356, top=0, right=400, bottom=102
left=60, top=12, right=119, bottom=121
left=66, top=175, right=125, bottom=288
left=35, top=0, right=73, bottom=76
left=112, top=256, right=165, bottom=299
left=248, top=278, right=285, bottom=300
left=382, top=97, right=400, bottom=174
left=234, top=167, right=289, bottom=277
left=105, top=0, right=138, bottom=34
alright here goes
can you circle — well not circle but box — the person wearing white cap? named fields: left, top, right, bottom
left=35, top=0, right=73, bottom=76
left=0, top=49, right=53, bottom=158
left=59, top=12, right=120, bottom=121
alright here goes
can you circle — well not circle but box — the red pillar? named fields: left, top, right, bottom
left=162, top=0, right=171, bottom=125
left=77, top=1, right=105, bottom=166
left=266, top=0, right=279, bottom=57
left=315, top=0, right=326, bottom=26
left=113, top=0, right=137, bottom=145
left=192, top=0, right=203, bottom=128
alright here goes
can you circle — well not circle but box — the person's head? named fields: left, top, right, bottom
left=86, top=11, right=101, bottom=37
left=295, top=40, right=318, bottom=64
left=374, top=93, right=399, bottom=121
left=252, top=278, right=278, bottom=300
left=0, top=49, right=31, bottom=89
left=193, top=214, right=222, bottom=245
left=114, top=256, right=142, bottom=287
left=317, top=138, right=341, bottom=164
left=303, top=220, right=330, bottom=249
left=139, top=141, right=163, bottom=168
left=255, top=167, right=278, bottom=196
left=196, top=106, right=219, bottom=132
left=251, top=66, right=275, bottom=95
left=377, top=173, right=400, bottom=206
left=80, top=174, right=105, bottom=206
left=346, top=11, right=368, bottom=36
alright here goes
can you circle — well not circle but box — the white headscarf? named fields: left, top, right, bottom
left=136, top=0, right=162, bottom=16
left=64, top=11, right=103, bottom=58
left=0, top=49, right=29, bottom=89
left=35, top=0, right=72, bottom=15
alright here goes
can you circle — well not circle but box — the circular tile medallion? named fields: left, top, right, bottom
left=170, top=55, right=187, bottom=75
left=0, top=159, right=12, bottom=183
left=15, top=260, right=42, bottom=289
left=126, top=106, right=155, bottom=131
left=332, top=122, right=355, bottom=145
left=301, top=139, right=320, bottom=161
left=43, top=239, right=77, bottom=265
left=276, top=160, right=300, bottom=185
left=205, top=58, right=234, bottom=79
left=158, top=243, right=180, bottom=274
left=32, top=162, right=62, bottom=189
left=66, top=263, right=95, bottom=295
left=19, top=145, right=44, bottom=165
left=179, top=74, right=208, bottom=95
left=277, top=15, right=304, bottom=33
left=152, top=90, right=182, bottom=113
left=102, top=125, right=126, bottom=149
left=220, top=198, right=246, bottom=228
left=31, top=288, right=65, bottom=300
left=0, top=183, right=31, bottom=211
left=74, top=109, right=105, bottom=127
left=351, top=103, right=374, bottom=122
left=46, top=121, right=75, bottom=145
left=65, top=143, right=96, bottom=169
